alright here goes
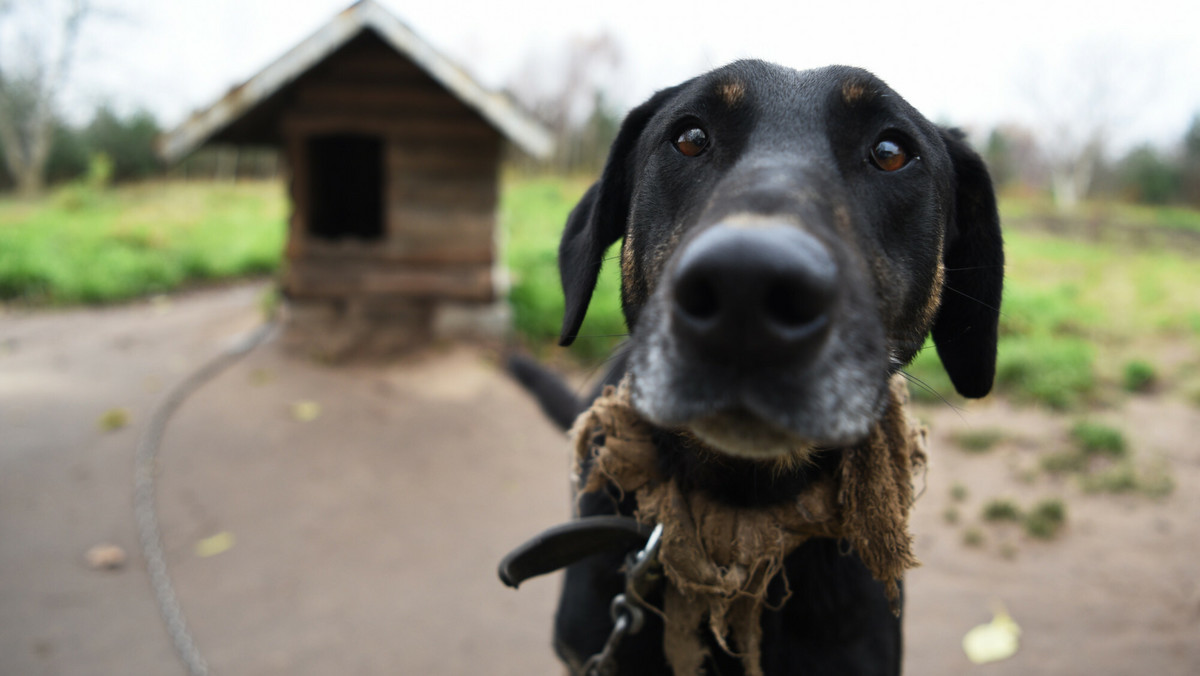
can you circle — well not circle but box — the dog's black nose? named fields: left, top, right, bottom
left=670, top=224, right=837, bottom=365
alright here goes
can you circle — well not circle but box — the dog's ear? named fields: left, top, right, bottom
left=931, top=129, right=1005, bottom=398
left=558, top=85, right=683, bottom=346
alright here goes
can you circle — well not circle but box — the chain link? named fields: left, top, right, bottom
left=580, top=523, right=664, bottom=676
left=134, top=322, right=278, bottom=676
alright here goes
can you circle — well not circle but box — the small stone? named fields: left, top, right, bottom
left=85, top=544, right=127, bottom=570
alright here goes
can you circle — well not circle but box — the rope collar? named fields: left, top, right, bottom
left=570, top=374, right=928, bottom=676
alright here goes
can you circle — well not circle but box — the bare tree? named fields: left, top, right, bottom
left=1019, top=39, right=1157, bottom=209
left=507, top=32, right=624, bottom=171
left=0, top=0, right=89, bottom=195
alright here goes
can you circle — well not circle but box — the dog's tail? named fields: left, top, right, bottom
left=506, top=354, right=587, bottom=432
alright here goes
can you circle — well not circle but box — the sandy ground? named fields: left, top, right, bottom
left=1, top=282, right=1197, bottom=675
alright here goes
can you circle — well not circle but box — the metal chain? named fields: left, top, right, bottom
left=134, top=321, right=278, bottom=676
left=581, top=523, right=665, bottom=676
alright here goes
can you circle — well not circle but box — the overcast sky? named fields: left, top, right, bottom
left=40, top=0, right=1200, bottom=152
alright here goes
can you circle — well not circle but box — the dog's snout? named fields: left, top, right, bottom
left=670, top=224, right=837, bottom=364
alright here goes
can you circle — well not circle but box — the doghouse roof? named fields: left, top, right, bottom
left=159, top=0, right=553, bottom=161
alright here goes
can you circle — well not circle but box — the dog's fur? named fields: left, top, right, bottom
left=513, top=60, right=1003, bottom=675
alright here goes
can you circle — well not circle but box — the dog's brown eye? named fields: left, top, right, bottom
left=870, top=139, right=909, bottom=172
left=674, top=127, right=709, bottom=157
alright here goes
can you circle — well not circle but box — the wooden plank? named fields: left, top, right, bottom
left=301, top=238, right=494, bottom=265
left=285, top=261, right=494, bottom=301
left=280, top=112, right=496, bottom=140
left=387, top=147, right=497, bottom=174
left=388, top=176, right=497, bottom=208
left=293, top=83, right=466, bottom=112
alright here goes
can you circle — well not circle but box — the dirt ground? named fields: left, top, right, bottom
left=2, top=282, right=1197, bottom=675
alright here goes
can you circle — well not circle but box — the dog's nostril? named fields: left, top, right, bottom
left=675, top=273, right=720, bottom=321
left=764, top=280, right=820, bottom=328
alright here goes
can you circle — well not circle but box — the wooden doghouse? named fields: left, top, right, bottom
left=161, top=0, right=552, bottom=357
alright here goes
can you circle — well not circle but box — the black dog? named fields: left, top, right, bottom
left=511, top=59, right=1003, bottom=675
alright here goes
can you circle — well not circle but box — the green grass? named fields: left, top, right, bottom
left=1122, top=359, right=1157, bottom=393
left=499, top=175, right=625, bottom=362
left=951, top=428, right=1005, bottom=453
left=1069, top=421, right=1127, bottom=458
left=981, top=498, right=1023, bottom=522
left=0, top=181, right=285, bottom=304
left=1023, top=499, right=1067, bottom=539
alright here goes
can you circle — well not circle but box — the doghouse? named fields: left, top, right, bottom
left=160, top=0, right=552, bottom=357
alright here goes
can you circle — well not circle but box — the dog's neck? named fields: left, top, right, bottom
left=649, top=427, right=843, bottom=509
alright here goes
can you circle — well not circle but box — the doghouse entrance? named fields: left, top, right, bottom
left=308, top=134, right=384, bottom=240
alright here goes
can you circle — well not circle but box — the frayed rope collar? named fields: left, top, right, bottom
left=570, top=374, right=928, bottom=676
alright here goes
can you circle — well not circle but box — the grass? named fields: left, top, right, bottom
left=1023, top=499, right=1067, bottom=539
left=981, top=498, right=1023, bottom=523
left=951, top=428, right=1005, bottom=453
left=1122, top=359, right=1157, bottom=393
left=499, top=175, right=626, bottom=362
left=1069, top=421, right=1127, bottom=458
left=0, top=181, right=285, bottom=304
left=906, top=222, right=1200, bottom=409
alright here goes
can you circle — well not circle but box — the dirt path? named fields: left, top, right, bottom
left=1, top=283, right=1197, bottom=674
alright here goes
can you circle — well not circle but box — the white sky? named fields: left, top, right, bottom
left=49, top=0, right=1200, bottom=152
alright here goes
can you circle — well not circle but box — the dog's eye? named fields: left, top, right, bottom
left=674, top=127, right=709, bottom=157
left=869, top=138, right=910, bottom=172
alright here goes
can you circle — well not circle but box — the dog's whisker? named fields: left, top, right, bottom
left=941, top=283, right=1007, bottom=317
left=898, top=370, right=966, bottom=421
left=943, top=265, right=1004, bottom=272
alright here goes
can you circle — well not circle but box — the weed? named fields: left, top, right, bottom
left=952, top=428, right=1004, bottom=453
left=962, top=527, right=985, bottom=547
left=1070, top=421, right=1127, bottom=458
left=1082, top=460, right=1175, bottom=498
left=943, top=506, right=960, bottom=525
left=1023, top=499, right=1067, bottom=539
left=982, top=498, right=1022, bottom=522
left=1040, top=450, right=1089, bottom=473
left=949, top=482, right=969, bottom=502
left=1122, top=359, right=1157, bottom=393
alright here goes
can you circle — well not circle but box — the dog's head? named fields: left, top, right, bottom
left=557, top=60, right=1003, bottom=460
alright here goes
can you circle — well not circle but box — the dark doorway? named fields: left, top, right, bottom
left=308, top=134, right=384, bottom=240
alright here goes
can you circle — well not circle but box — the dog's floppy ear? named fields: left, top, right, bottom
left=931, top=129, right=1005, bottom=398
left=558, top=85, right=683, bottom=346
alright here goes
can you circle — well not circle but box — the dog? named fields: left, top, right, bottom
left=510, top=59, right=1003, bottom=676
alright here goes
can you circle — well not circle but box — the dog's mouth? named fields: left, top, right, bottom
left=685, top=407, right=817, bottom=461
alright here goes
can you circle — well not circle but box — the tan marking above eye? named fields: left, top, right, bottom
left=675, top=127, right=709, bottom=157
left=718, top=81, right=745, bottom=105
left=870, top=139, right=909, bottom=172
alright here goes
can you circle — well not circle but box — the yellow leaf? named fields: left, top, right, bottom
left=97, top=407, right=130, bottom=431
left=195, top=531, right=236, bottom=558
left=291, top=400, right=320, bottom=422
left=963, top=602, right=1021, bottom=664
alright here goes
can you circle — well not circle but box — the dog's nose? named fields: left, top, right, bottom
left=670, top=224, right=837, bottom=365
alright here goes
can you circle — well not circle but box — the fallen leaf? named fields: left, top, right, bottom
left=291, top=400, right=320, bottom=422
left=97, top=408, right=130, bottom=431
left=963, top=602, right=1021, bottom=664
left=195, top=531, right=236, bottom=558
left=249, top=368, right=274, bottom=385
left=85, top=544, right=127, bottom=570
